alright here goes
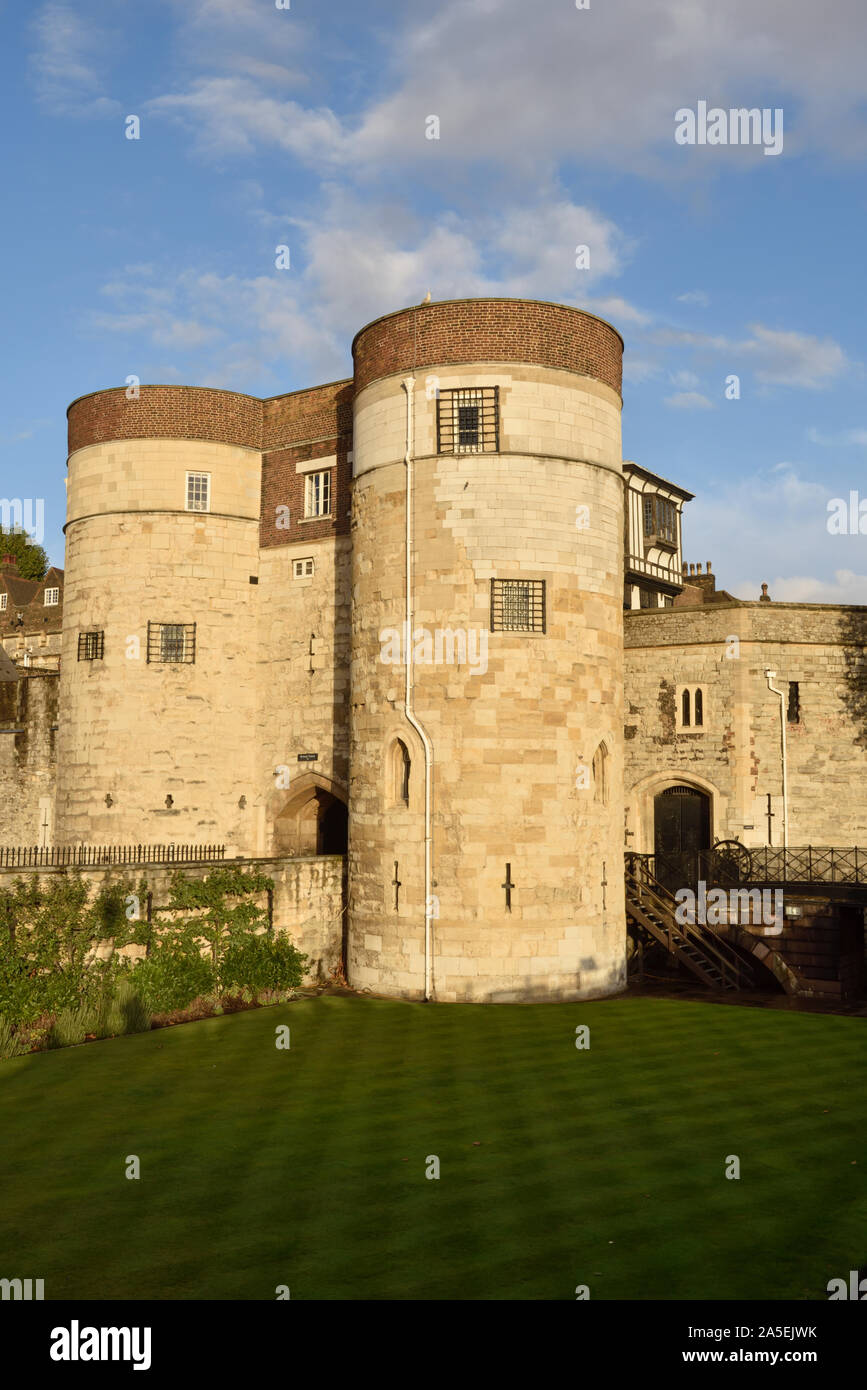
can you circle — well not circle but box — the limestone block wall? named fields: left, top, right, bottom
left=56, top=415, right=263, bottom=851
left=0, top=853, right=344, bottom=985
left=624, top=602, right=867, bottom=848
left=0, top=672, right=58, bottom=845
left=348, top=299, right=627, bottom=1003
left=255, top=536, right=351, bottom=853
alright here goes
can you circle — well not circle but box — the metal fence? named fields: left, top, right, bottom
left=0, top=844, right=225, bottom=869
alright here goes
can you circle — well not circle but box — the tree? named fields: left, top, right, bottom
left=0, top=526, right=49, bottom=581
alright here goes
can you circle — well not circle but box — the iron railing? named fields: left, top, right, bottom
left=0, top=843, right=225, bottom=869
left=626, top=846, right=867, bottom=890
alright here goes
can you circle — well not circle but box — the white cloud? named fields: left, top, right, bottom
left=143, top=0, right=867, bottom=172
left=683, top=465, right=867, bottom=602
left=29, top=2, right=121, bottom=117
left=677, top=291, right=710, bottom=307
left=807, top=426, right=867, bottom=447
left=665, top=391, right=714, bottom=410
left=86, top=193, right=640, bottom=385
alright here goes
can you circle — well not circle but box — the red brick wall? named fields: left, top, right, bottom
left=67, top=386, right=263, bottom=453
left=260, top=381, right=353, bottom=548
left=352, top=298, right=624, bottom=396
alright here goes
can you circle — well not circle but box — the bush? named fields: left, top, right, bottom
left=98, top=978, right=152, bottom=1037
left=221, top=933, right=308, bottom=996
left=129, top=946, right=215, bottom=1015
left=0, top=1015, right=26, bottom=1061
left=47, top=1004, right=96, bottom=1049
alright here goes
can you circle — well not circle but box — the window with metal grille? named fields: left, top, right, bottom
left=44, top=587, right=59, bottom=606
left=293, top=558, right=314, bottom=578
left=0, top=594, right=6, bottom=611
left=787, top=681, right=800, bottom=724
left=147, top=621, right=196, bottom=664
left=436, top=386, right=499, bottom=454
left=304, top=471, right=331, bottom=518
left=77, top=630, right=104, bottom=661
left=186, top=472, right=210, bottom=512
left=490, top=578, right=546, bottom=633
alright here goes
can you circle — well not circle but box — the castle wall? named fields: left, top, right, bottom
left=0, top=853, right=344, bottom=985
left=348, top=300, right=627, bottom=1002
left=0, top=672, right=58, bottom=846
left=624, top=602, right=867, bottom=847
left=55, top=424, right=262, bottom=851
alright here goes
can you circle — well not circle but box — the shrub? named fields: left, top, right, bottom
left=129, top=946, right=215, bottom=1015
left=221, top=933, right=308, bottom=995
left=98, top=978, right=152, bottom=1037
left=0, top=1015, right=26, bottom=1061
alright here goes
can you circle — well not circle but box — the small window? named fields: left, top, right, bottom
left=638, top=587, right=656, bottom=609
left=677, top=684, right=707, bottom=731
left=490, top=578, right=546, bottom=633
left=186, top=472, right=210, bottom=513
left=436, top=386, right=499, bottom=454
left=787, top=681, right=800, bottom=724
left=592, top=741, right=609, bottom=806
left=304, top=471, right=331, bottom=518
left=0, top=594, right=7, bottom=611
left=44, top=588, right=59, bottom=606
left=147, top=621, right=196, bottom=664
left=395, top=740, right=411, bottom=805
left=293, top=558, right=315, bottom=578
left=77, top=631, right=104, bottom=661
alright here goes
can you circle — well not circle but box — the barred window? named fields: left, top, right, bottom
left=186, top=472, right=210, bottom=512
left=0, top=594, right=6, bottom=611
left=490, top=579, right=546, bottom=633
left=147, top=621, right=196, bottom=664
left=77, top=631, right=104, bottom=661
left=436, top=386, right=499, bottom=454
left=44, top=588, right=60, bottom=606
left=304, top=471, right=331, bottom=518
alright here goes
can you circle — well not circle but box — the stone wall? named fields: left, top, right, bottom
left=0, top=853, right=344, bottom=984
left=349, top=332, right=626, bottom=1003
left=624, top=601, right=867, bottom=849
left=0, top=671, right=58, bottom=846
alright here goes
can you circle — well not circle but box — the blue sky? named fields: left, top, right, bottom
left=2, top=0, right=867, bottom=601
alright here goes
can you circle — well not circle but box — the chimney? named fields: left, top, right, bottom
left=682, top=561, right=716, bottom=598
left=1, top=554, right=18, bottom=571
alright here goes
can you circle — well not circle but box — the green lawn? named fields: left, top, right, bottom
left=1, top=994, right=864, bottom=1300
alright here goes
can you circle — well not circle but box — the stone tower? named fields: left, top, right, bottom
left=347, top=298, right=626, bottom=1002
left=55, top=387, right=263, bottom=849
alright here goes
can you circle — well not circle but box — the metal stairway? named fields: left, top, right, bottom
left=625, top=856, right=756, bottom=992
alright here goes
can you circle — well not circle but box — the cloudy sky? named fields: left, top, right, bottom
left=2, top=0, right=867, bottom=599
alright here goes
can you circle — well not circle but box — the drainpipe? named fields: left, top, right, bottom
left=402, top=376, right=434, bottom=999
left=764, top=670, right=788, bottom=849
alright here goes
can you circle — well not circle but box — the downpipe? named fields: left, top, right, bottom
left=402, top=376, right=434, bottom=999
left=764, top=670, right=788, bottom=849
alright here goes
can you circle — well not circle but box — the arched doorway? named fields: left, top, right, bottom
left=318, top=797, right=348, bottom=855
left=273, top=783, right=348, bottom=857
left=653, top=784, right=710, bottom=893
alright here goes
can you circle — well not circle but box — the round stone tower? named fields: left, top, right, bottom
left=348, top=298, right=626, bottom=1002
left=55, top=386, right=263, bottom=850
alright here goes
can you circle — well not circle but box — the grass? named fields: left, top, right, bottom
left=0, top=994, right=864, bottom=1300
